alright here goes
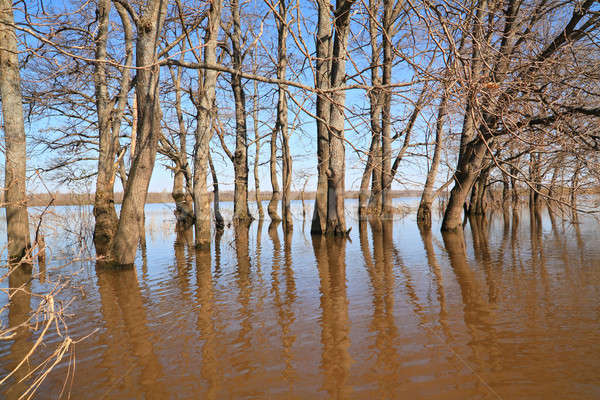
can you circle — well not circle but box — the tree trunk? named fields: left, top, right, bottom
left=0, top=0, right=31, bottom=261
left=208, top=153, right=224, bottom=229
left=360, top=0, right=382, bottom=218
left=230, top=0, right=253, bottom=223
left=441, top=0, right=490, bottom=232
left=172, top=167, right=194, bottom=226
left=468, top=167, right=489, bottom=216
left=193, top=0, right=222, bottom=247
left=417, top=88, right=448, bottom=229
left=441, top=137, right=489, bottom=231
left=510, top=164, right=519, bottom=206
left=277, top=0, right=292, bottom=231
left=268, top=125, right=281, bottom=221
left=501, top=171, right=510, bottom=207
left=311, top=0, right=332, bottom=234
left=312, top=0, right=355, bottom=235
left=92, top=0, right=117, bottom=256
left=252, top=79, right=264, bottom=220
left=110, top=0, right=167, bottom=265
left=93, top=1, right=133, bottom=256
left=167, top=57, right=194, bottom=227
left=570, top=162, right=581, bottom=212
left=380, top=0, right=394, bottom=217
left=528, top=152, right=541, bottom=211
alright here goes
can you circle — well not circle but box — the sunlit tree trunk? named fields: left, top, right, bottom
left=311, top=0, right=355, bottom=235
left=92, top=0, right=117, bottom=256
left=0, top=0, right=31, bottom=261
left=252, top=79, right=264, bottom=220
left=380, top=0, right=394, bottom=217
left=94, top=1, right=133, bottom=256
left=110, top=0, right=168, bottom=265
left=230, top=0, right=253, bottom=222
left=417, top=89, right=448, bottom=228
left=311, top=0, right=332, bottom=234
left=267, top=125, right=281, bottom=221
left=359, top=0, right=382, bottom=218
left=277, top=0, right=292, bottom=231
left=208, top=152, right=224, bottom=229
left=193, top=0, right=222, bottom=247
left=165, top=58, right=194, bottom=227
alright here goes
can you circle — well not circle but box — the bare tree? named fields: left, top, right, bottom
left=276, top=0, right=293, bottom=230
left=440, top=0, right=600, bottom=231
left=192, top=0, right=223, bottom=247
left=93, top=0, right=134, bottom=256
left=0, top=0, right=31, bottom=261
left=227, top=0, right=254, bottom=223
left=311, top=0, right=355, bottom=235
left=110, top=0, right=168, bottom=265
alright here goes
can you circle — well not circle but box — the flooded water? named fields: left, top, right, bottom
left=1, top=200, right=600, bottom=399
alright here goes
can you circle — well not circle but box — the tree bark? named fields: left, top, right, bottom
left=252, top=78, right=264, bottom=220
left=93, top=1, right=134, bottom=256
left=277, top=0, right=292, bottom=231
left=0, top=0, right=31, bottom=261
left=310, top=0, right=332, bottom=234
left=193, top=0, right=222, bottom=247
left=208, top=152, right=224, bottom=228
left=267, top=125, right=281, bottom=221
left=230, top=0, right=253, bottom=222
left=417, top=88, right=448, bottom=229
left=311, top=0, right=355, bottom=235
left=92, top=0, right=117, bottom=256
left=110, top=0, right=168, bottom=265
left=360, top=0, right=382, bottom=218
left=166, top=58, right=194, bottom=227
left=380, top=0, right=393, bottom=217
left=441, top=0, right=489, bottom=232
left=468, top=166, right=490, bottom=216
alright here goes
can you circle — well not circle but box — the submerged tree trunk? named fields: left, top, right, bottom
left=0, top=0, right=31, bottom=261
left=311, top=0, right=332, bottom=234
left=165, top=56, right=194, bottom=227
left=417, top=88, right=448, bottom=229
left=93, top=2, right=133, bottom=257
left=441, top=138, right=489, bottom=231
left=311, top=0, right=355, bottom=235
left=208, top=153, right=224, bottom=229
left=230, top=0, right=253, bottom=222
left=92, top=0, right=117, bottom=256
left=252, top=79, right=264, bottom=220
left=441, top=0, right=490, bottom=232
left=468, top=166, right=490, bottom=216
left=570, top=161, right=582, bottom=212
left=380, top=0, right=394, bottom=217
left=501, top=171, right=510, bottom=207
left=510, top=164, right=519, bottom=206
left=277, top=0, right=292, bottom=231
left=268, top=125, right=281, bottom=221
left=172, top=167, right=194, bottom=226
left=110, top=0, right=168, bottom=265
left=360, top=0, right=382, bottom=218
left=193, top=0, right=222, bottom=247
left=528, top=152, right=541, bottom=211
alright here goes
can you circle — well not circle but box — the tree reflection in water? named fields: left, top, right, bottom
left=3, top=265, right=33, bottom=400
left=313, top=234, right=352, bottom=399
left=95, top=263, right=166, bottom=399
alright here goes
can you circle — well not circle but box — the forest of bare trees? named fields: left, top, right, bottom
left=0, top=0, right=599, bottom=268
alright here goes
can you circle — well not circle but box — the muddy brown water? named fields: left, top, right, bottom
left=1, top=201, right=599, bottom=399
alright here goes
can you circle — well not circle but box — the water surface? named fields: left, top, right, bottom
left=1, top=201, right=599, bottom=399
